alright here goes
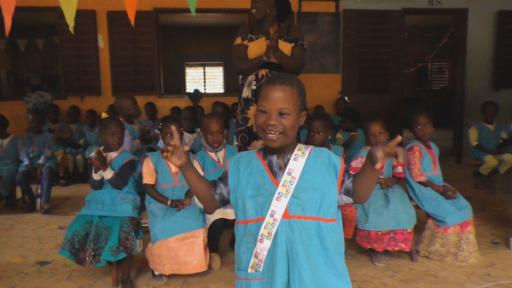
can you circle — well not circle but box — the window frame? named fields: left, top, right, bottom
left=155, top=8, right=248, bottom=98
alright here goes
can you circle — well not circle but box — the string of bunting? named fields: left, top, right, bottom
left=0, top=0, right=198, bottom=37
left=403, top=29, right=453, bottom=74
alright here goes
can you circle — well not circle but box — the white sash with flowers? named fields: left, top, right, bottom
left=248, top=144, right=313, bottom=273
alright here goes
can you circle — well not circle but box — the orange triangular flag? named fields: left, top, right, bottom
left=124, top=0, right=137, bottom=27
left=59, top=0, right=78, bottom=34
left=0, top=0, right=16, bottom=37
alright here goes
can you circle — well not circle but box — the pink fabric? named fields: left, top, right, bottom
left=145, top=228, right=209, bottom=275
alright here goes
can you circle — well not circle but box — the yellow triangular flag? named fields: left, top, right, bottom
left=124, top=0, right=137, bottom=27
left=0, top=0, right=16, bottom=37
left=59, top=0, right=78, bottom=34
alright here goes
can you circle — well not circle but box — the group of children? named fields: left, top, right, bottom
left=0, top=73, right=494, bottom=287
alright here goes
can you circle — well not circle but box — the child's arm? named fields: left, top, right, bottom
left=144, top=184, right=188, bottom=209
left=352, top=136, right=402, bottom=203
left=165, top=126, right=221, bottom=214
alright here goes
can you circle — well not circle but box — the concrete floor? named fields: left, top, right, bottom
left=1, top=158, right=511, bottom=288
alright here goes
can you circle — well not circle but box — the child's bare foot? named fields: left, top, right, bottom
left=210, top=252, right=222, bottom=270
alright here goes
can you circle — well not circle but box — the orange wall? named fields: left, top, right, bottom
left=1, top=0, right=341, bottom=133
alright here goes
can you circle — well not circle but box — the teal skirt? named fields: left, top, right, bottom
left=59, top=215, right=142, bottom=267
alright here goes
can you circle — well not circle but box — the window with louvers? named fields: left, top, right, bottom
left=58, top=10, right=101, bottom=96
left=494, top=10, right=512, bottom=91
left=185, top=63, right=225, bottom=94
left=108, top=11, right=159, bottom=96
left=343, top=10, right=403, bottom=121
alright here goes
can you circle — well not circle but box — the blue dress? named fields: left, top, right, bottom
left=352, top=147, right=416, bottom=231
left=145, top=151, right=205, bottom=243
left=229, top=147, right=351, bottom=288
left=405, top=140, right=473, bottom=226
left=470, top=122, right=506, bottom=160
left=194, top=145, right=237, bottom=181
left=60, top=150, right=142, bottom=267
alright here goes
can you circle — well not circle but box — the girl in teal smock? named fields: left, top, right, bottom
left=60, top=117, right=141, bottom=288
left=142, top=116, right=208, bottom=282
left=405, top=112, right=478, bottom=263
left=350, top=120, right=416, bottom=265
left=162, top=74, right=404, bottom=288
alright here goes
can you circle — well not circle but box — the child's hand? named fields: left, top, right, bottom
left=368, top=136, right=402, bottom=170
left=90, top=149, right=108, bottom=170
left=163, top=126, right=190, bottom=168
left=441, top=185, right=458, bottom=199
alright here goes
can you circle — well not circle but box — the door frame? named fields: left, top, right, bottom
left=402, top=8, right=468, bottom=162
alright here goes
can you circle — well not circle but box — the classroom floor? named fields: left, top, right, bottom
left=1, top=158, right=511, bottom=288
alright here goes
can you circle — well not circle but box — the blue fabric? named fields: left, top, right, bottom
left=354, top=148, right=416, bottom=231
left=405, top=140, right=473, bottom=226
left=0, top=136, right=19, bottom=197
left=66, top=122, right=86, bottom=155
left=19, top=132, right=56, bottom=170
left=229, top=147, right=351, bottom=288
left=60, top=215, right=142, bottom=267
left=145, top=151, right=205, bottom=243
left=329, top=144, right=344, bottom=157
left=79, top=151, right=140, bottom=217
left=194, top=145, right=237, bottom=181
left=344, top=128, right=366, bottom=165
left=470, top=122, right=505, bottom=160
left=84, top=126, right=100, bottom=157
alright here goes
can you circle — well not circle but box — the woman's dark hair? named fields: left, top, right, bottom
left=99, top=116, right=124, bottom=134
left=259, top=73, right=307, bottom=111
left=307, top=112, right=334, bottom=131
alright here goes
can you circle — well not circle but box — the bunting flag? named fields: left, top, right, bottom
left=35, top=38, right=45, bottom=50
left=124, top=0, right=137, bottom=27
left=59, top=0, right=78, bottom=34
left=187, top=0, right=197, bottom=15
left=16, top=38, right=27, bottom=51
left=0, top=0, right=16, bottom=37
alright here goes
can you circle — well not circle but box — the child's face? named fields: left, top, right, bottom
left=84, top=113, right=97, bottom=127
left=170, top=107, right=181, bottom=118
left=160, top=124, right=182, bottom=147
left=482, top=105, right=497, bottom=124
left=100, top=125, right=124, bottom=152
left=307, top=120, right=331, bottom=147
left=255, top=85, right=306, bottom=151
left=335, top=99, right=344, bottom=116
left=145, top=104, right=157, bottom=119
left=412, top=115, right=434, bottom=143
left=340, top=119, right=355, bottom=132
left=28, top=116, right=43, bottom=134
left=367, top=122, right=389, bottom=146
left=67, top=109, right=80, bottom=123
left=119, top=98, right=141, bottom=118
left=47, top=107, right=60, bottom=123
left=181, top=111, right=197, bottom=132
left=202, top=119, right=226, bottom=150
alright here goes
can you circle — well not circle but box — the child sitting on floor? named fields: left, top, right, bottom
left=17, top=112, right=55, bottom=213
left=351, top=120, right=417, bottom=266
left=164, top=73, right=402, bottom=287
left=406, top=110, right=478, bottom=263
left=469, top=100, right=512, bottom=177
left=143, top=115, right=208, bottom=283
left=60, top=117, right=142, bottom=288
left=192, top=113, right=237, bottom=270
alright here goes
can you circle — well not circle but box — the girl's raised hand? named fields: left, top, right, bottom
left=369, top=136, right=403, bottom=170
left=163, top=125, right=190, bottom=168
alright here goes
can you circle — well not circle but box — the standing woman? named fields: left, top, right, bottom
left=233, top=0, right=306, bottom=151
